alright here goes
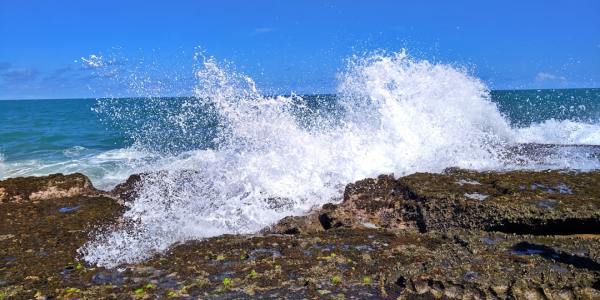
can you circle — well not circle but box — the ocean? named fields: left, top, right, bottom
left=2, top=89, right=600, bottom=189
left=1, top=52, right=600, bottom=266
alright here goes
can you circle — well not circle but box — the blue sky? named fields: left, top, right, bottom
left=0, top=0, right=599, bottom=99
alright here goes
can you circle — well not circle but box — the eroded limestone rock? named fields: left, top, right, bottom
left=1, top=170, right=599, bottom=299
left=0, top=173, right=99, bottom=203
left=268, top=169, right=600, bottom=236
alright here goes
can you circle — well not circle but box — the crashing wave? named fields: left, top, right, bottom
left=78, top=51, right=600, bottom=267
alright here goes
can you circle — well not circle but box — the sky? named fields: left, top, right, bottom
left=0, top=0, right=599, bottom=99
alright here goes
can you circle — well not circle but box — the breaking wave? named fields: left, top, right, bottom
left=515, top=119, right=600, bottom=145
left=79, top=50, right=600, bottom=267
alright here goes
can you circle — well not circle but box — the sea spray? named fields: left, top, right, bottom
left=515, top=119, right=600, bottom=145
left=80, top=51, right=600, bottom=266
left=336, top=51, right=515, bottom=171
left=0, top=153, right=5, bottom=178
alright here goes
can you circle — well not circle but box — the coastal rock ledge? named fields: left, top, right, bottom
left=1, top=170, right=599, bottom=299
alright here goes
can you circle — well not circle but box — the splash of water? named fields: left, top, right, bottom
left=0, top=153, right=5, bottom=178
left=79, top=51, right=598, bottom=267
left=515, top=119, right=600, bottom=145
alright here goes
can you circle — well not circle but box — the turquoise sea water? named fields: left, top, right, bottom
left=493, top=89, right=600, bottom=126
left=1, top=89, right=600, bottom=189
left=0, top=99, right=125, bottom=162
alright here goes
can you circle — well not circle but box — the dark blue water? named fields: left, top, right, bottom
left=493, top=89, right=600, bottom=126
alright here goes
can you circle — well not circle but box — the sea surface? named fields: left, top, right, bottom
left=1, top=52, right=600, bottom=266
left=2, top=89, right=600, bottom=189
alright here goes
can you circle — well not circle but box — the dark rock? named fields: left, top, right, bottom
left=0, top=173, right=99, bottom=203
left=110, top=173, right=143, bottom=202
left=91, top=271, right=124, bottom=285
left=110, top=170, right=204, bottom=203
left=0, top=173, right=124, bottom=298
left=265, top=174, right=416, bottom=234
left=268, top=169, right=600, bottom=236
left=512, top=242, right=600, bottom=271
left=1, top=170, right=600, bottom=298
left=400, top=169, right=600, bottom=234
left=537, top=198, right=559, bottom=209
left=248, top=248, right=282, bottom=260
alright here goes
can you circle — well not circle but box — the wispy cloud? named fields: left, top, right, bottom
left=535, top=72, right=566, bottom=83
left=0, top=62, right=11, bottom=71
left=0, top=67, right=39, bottom=83
left=40, top=66, right=77, bottom=86
left=0, top=62, right=91, bottom=99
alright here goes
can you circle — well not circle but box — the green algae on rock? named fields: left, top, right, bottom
left=1, top=170, right=600, bottom=299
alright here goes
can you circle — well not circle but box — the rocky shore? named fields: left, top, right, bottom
left=1, top=169, right=599, bottom=299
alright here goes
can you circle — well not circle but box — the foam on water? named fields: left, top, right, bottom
left=73, top=51, right=599, bottom=266
left=1, top=148, right=159, bottom=189
left=0, top=154, right=5, bottom=178
left=515, top=119, right=600, bottom=145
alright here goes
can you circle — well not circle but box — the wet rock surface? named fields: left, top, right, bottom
left=110, top=173, right=143, bottom=203
left=1, top=170, right=599, bottom=299
left=0, top=173, right=99, bottom=203
left=269, top=169, right=600, bottom=236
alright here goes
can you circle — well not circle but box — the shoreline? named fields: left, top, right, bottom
left=1, top=169, right=599, bottom=298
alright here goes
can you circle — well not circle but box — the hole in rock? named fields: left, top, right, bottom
left=489, top=218, right=600, bottom=235
left=512, top=242, right=600, bottom=271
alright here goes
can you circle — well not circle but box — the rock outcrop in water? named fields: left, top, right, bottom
left=1, top=170, right=599, bottom=299
left=0, top=173, right=99, bottom=203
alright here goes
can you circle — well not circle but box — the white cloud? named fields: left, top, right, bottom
left=535, top=72, right=566, bottom=82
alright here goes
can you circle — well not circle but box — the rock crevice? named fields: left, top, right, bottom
left=268, top=169, right=600, bottom=238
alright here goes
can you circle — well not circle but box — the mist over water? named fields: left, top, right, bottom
left=71, top=51, right=600, bottom=266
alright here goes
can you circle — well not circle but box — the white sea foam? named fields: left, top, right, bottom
left=73, top=51, right=600, bottom=266
left=63, top=145, right=88, bottom=158
left=1, top=148, right=159, bottom=190
left=515, top=119, right=600, bottom=145
left=0, top=153, right=5, bottom=178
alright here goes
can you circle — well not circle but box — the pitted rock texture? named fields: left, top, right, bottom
left=268, top=169, right=600, bottom=236
left=1, top=170, right=599, bottom=299
left=0, top=173, right=99, bottom=203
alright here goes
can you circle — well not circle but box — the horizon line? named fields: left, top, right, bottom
left=1, top=87, right=599, bottom=101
